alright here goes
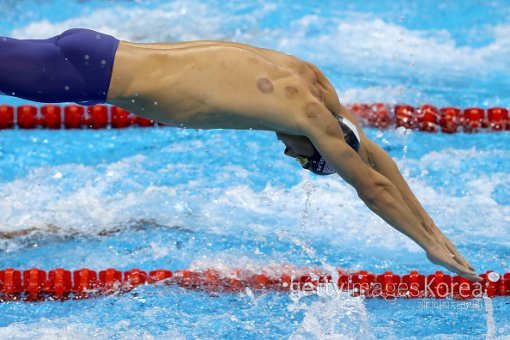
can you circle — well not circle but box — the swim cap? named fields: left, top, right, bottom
left=296, top=115, right=361, bottom=175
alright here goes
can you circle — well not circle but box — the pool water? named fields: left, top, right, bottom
left=0, top=1, right=509, bottom=338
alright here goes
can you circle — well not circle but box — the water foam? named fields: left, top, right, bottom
left=290, top=294, right=373, bottom=339
left=0, top=144, right=507, bottom=257
left=0, top=317, right=185, bottom=339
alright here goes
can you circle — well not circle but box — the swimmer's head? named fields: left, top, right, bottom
left=277, top=115, right=361, bottom=175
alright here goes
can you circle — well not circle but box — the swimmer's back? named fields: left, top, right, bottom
left=107, top=40, right=318, bottom=134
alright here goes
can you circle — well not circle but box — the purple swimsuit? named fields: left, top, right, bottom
left=0, top=28, right=119, bottom=105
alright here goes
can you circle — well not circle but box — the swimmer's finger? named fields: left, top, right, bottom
left=453, top=248, right=476, bottom=271
left=444, top=240, right=476, bottom=271
left=427, top=250, right=481, bottom=282
left=447, top=246, right=471, bottom=269
left=441, top=256, right=482, bottom=282
left=453, top=252, right=476, bottom=272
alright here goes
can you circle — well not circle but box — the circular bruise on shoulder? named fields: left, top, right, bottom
left=305, top=102, right=321, bottom=119
left=285, top=86, right=299, bottom=99
left=257, top=77, right=274, bottom=93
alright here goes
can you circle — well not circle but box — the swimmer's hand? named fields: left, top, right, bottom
left=423, top=227, right=481, bottom=282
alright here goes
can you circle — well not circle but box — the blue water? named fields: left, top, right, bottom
left=0, top=1, right=509, bottom=338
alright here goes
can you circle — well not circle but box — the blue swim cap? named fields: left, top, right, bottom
left=296, top=115, right=361, bottom=175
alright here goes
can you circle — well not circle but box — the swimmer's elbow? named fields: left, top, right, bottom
left=356, top=175, right=393, bottom=206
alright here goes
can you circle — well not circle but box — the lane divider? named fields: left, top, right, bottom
left=0, top=104, right=509, bottom=132
left=0, top=267, right=508, bottom=302
left=348, top=103, right=509, bottom=132
left=0, top=104, right=155, bottom=129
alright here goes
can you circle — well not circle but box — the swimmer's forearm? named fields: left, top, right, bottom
left=366, top=140, right=433, bottom=225
left=359, top=179, right=435, bottom=249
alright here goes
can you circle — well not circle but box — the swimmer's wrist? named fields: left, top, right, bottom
left=410, top=223, right=440, bottom=251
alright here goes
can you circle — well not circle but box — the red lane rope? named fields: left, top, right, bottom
left=0, top=103, right=509, bottom=132
left=348, top=103, right=509, bottom=132
left=0, top=267, right=508, bottom=302
left=0, top=104, right=155, bottom=129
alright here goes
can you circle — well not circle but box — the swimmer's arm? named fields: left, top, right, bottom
left=362, top=139, right=475, bottom=271
left=302, top=62, right=478, bottom=280
left=304, top=125, right=480, bottom=281
left=365, top=139, right=431, bottom=224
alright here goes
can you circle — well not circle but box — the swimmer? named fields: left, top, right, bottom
left=0, top=28, right=480, bottom=281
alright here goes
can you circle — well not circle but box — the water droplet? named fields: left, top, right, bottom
left=101, top=59, right=106, bottom=65
left=64, top=85, right=70, bottom=91
left=84, top=55, right=90, bottom=60
left=131, top=99, right=135, bottom=103
left=154, top=101, right=158, bottom=106
left=11, top=92, right=15, bottom=96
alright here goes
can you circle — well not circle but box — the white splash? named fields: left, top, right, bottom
left=290, top=294, right=373, bottom=339
left=0, top=317, right=185, bottom=339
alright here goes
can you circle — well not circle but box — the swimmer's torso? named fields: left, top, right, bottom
left=106, top=40, right=322, bottom=134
